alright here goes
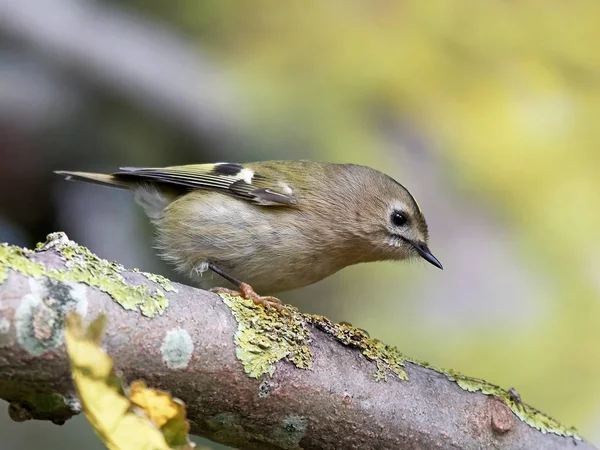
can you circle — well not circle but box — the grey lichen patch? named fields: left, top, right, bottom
left=206, top=412, right=249, bottom=447
left=161, top=328, right=194, bottom=369
left=35, top=231, right=70, bottom=252
left=445, top=370, right=582, bottom=440
left=0, top=316, right=11, bottom=348
left=15, top=277, right=87, bottom=356
left=258, top=379, right=278, bottom=398
left=1, top=232, right=172, bottom=318
left=207, top=411, right=307, bottom=450
left=271, top=414, right=308, bottom=450
left=63, top=394, right=82, bottom=414
left=1, top=234, right=583, bottom=441
left=220, top=293, right=313, bottom=378
left=307, top=315, right=409, bottom=381
left=0, top=317, right=9, bottom=334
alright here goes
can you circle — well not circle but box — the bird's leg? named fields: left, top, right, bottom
left=208, top=263, right=285, bottom=312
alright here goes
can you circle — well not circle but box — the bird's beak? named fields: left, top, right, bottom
left=412, top=241, right=443, bottom=270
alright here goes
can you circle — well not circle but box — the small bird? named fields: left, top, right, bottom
left=55, top=161, right=442, bottom=310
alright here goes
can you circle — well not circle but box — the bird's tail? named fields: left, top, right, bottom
left=54, top=171, right=131, bottom=190
left=55, top=170, right=176, bottom=221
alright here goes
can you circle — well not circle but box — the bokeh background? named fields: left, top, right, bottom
left=1, top=0, right=599, bottom=448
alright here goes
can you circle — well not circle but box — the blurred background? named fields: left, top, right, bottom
left=1, top=0, right=599, bottom=448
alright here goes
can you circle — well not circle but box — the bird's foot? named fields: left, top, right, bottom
left=211, top=283, right=286, bottom=312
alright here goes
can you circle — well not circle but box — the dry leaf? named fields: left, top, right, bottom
left=64, top=313, right=195, bottom=450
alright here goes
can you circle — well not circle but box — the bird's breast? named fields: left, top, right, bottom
left=156, top=191, right=349, bottom=294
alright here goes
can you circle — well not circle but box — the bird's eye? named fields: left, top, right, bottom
left=391, top=210, right=408, bottom=227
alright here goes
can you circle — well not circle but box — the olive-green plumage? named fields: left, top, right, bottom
left=55, top=161, right=441, bottom=295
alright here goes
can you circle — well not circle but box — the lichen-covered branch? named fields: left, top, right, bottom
left=0, top=233, right=594, bottom=450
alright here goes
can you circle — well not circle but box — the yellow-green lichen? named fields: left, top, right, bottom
left=225, top=305, right=580, bottom=440
left=306, top=316, right=581, bottom=440
left=133, top=269, right=179, bottom=293
left=1, top=232, right=173, bottom=318
left=219, top=296, right=409, bottom=381
left=219, top=294, right=313, bottom=378
left=445, top=370, right=582, bottom=440
left=2, top=235, right=582, bottom=441
left=307, top=315, right=409, bottom=381
left=0, top=245, right=44, bottom=284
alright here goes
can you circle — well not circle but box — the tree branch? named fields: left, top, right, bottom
left=0, top=233, right=593, bottom=450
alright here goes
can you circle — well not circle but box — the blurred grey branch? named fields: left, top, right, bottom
left=0, top=0, right=245, bottom=147
left=0, top=235, right=594, bottom=450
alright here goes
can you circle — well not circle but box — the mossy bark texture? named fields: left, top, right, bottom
left=0, top=233, right=594, bottom=450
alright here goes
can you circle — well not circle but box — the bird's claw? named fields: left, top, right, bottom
left=211, top=283, right=287, bottom=313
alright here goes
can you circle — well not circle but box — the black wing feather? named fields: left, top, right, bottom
left=113, top=164, right=297, bottom=206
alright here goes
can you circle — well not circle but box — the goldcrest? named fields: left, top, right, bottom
left=56, top=161, right=441, bottom=309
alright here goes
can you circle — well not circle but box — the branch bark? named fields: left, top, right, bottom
left=0, top=234, right=594, bottom=450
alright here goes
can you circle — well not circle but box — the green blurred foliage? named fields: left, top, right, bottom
left=3, top=0, right=598, bottom=446
left=125, top=0, right=600, bottom=438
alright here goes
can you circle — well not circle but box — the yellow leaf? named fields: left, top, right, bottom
left=64, top=313, right=195, bottom=450
left=129, top=380, right=193, bottom=448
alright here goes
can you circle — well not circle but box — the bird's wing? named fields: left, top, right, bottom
left=114, top=163, right=298, bottom=206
